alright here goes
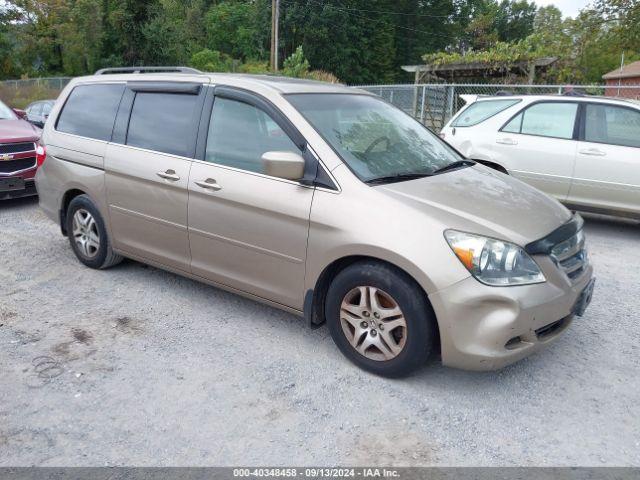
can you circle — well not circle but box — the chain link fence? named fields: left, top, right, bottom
left=2, top=77, right=640, bottom=131
left=356, top=83, right=640, bottom=131
left=0, top=77, right=73, bottom=109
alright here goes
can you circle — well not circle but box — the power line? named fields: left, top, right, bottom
left=308, top=2, right=474, bottom=20
left=281, top=0, right=462, bottom=40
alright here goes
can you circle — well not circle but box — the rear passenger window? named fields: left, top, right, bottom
left=585, top=104, right=640, bottom=148
left=126, top=93, right=199, bottom=157
left=56, top=84, right=124, bottom=141
left=452, top=99, right=520, bottom=127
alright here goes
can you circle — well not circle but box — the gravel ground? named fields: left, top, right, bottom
left=1, top=196, right=639, bottom=467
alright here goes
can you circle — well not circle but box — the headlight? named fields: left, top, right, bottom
left=444, top=230, right=546, bottom=286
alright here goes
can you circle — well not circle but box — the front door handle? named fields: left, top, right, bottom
left=156, top=169, right=180, bottom=181
left=496, top=138, right=518, bottom=145
left=195, top=178, right=222, bottom=191
left=579, top=148, right=606, bottom=156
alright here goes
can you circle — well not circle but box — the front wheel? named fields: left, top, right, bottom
left=325, top=261, right=437, bottom=377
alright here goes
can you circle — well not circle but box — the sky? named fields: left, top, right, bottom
left=534, top=0, right=592, bottom=17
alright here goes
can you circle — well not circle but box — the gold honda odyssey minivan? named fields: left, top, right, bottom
left=36, top=67, right=595, bottom=376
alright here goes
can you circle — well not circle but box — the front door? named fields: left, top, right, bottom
left=188, top=90, right=314, bottom=309
left=105, top=84, right=205, bottom=271
left=569, top=102, right=640, bottom=216
left=495, top=101, right=579, bottom=201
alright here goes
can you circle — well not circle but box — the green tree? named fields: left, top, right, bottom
left=0, top=5, right=20, bottom=79
left=204, top=1, right=263, bottom=61
left=495, top=0, right=536, bottom=43
left=596, top=0, right=640, bottom=51
left=189, top=48, right=234, bottom=72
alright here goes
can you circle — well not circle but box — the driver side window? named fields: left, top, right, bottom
left=205, top=97, right=300, bottom=174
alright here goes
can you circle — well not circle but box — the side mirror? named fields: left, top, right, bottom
left=13, top=108, right=26, bottom=119
left=261, top=151, right=305, bottom=180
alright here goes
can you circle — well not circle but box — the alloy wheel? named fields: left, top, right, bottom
left=339, top=286, right=407, bottom=361
left=72, top=209, right=100, bottom=259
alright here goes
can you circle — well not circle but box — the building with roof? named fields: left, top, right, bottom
left=603, top=61, right=640, bottom=99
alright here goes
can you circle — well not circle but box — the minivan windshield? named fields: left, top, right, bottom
left=0, top=100, right=16, bottom=120
left=287, top=93, right=463, bottom=183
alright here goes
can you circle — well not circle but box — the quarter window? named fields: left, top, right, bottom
left=512, top=102, right=578, bottom=139
left=126, top=92, right=200, bottom=157
left=585, top=104, right=640, bottom=148
left=452, top=99, right=520, bottom=127
left=205, top=97, right=300, bottom=174
left=502, top=113, right=522, bottom=133
left=56, top=84, right=125, bottom=141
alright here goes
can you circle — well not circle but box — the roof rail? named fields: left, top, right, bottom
left=94, top=66, right=202, bottom=75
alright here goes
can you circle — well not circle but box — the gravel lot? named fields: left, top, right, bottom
left=1, top=196, right=639, bottom=467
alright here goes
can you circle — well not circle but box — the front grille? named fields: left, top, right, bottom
left=0, top=142, right=36, bottom=155
left=550, top=229, right=588, bottom=281
left=0, top=157, right=37, bottom=174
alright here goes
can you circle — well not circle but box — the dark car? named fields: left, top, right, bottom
left=0, top=99, right=43, bottom=200
left=25, top=99, right=56, bottom=128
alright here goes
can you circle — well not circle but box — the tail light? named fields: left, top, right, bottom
left=36, top=142, right=46, bottom=166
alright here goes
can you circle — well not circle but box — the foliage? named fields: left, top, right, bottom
left=307, top=70, right=340, bottom=83
left=422, top=3, right=640, bottom=84
left=236, top=60, right=270, bottom=74
left=205, top=1, right=264, bottom=61
left=423, top=40, right=541, bottom=67
left=0, top=82, right=62, bottom=109
left=595, top=0, right=640, bottom=52
left=282, top=46, right=310, bottom=78
left=0, top=0, right=637, bottom=85
left=190, top=49, right=234, bottom=72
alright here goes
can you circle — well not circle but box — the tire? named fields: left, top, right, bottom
left=325, top=260, right=436, bottom=377
left=66, top=194, right=122, bottom=269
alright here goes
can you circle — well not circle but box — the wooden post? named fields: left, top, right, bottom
left=412, top=69, right=420, bottom=118
left=270, top=0, right=280, bottom=71
left=527, top=61, right=536, bottom=91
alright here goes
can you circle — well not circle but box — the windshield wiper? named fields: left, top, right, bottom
left=365, top=172, right=433, bottom=185
left=431, top=159, right=476, bottom=175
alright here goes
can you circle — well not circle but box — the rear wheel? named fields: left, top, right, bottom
left=66, top=194, right=122, bottom=269
left=325, top=261, right=436, bottom=377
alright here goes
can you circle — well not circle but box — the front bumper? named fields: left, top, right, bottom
left=429, top=259, right=594, bottom=371
left=0, top=177, right=37, bottom=200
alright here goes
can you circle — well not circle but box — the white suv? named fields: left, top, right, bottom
left=441, top=95, right=640, bottom=219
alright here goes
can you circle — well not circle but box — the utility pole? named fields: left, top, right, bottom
left=270, top=0, right=280, bottom=71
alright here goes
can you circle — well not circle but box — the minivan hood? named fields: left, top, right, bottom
left=377, top=166, right=571, bottom=246
left=0, top=119, right=40, bottom=143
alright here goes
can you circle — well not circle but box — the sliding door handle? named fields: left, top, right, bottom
left=156, top=169, right=180, bottom=181
left=195, top=178, right=222, bottom=191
